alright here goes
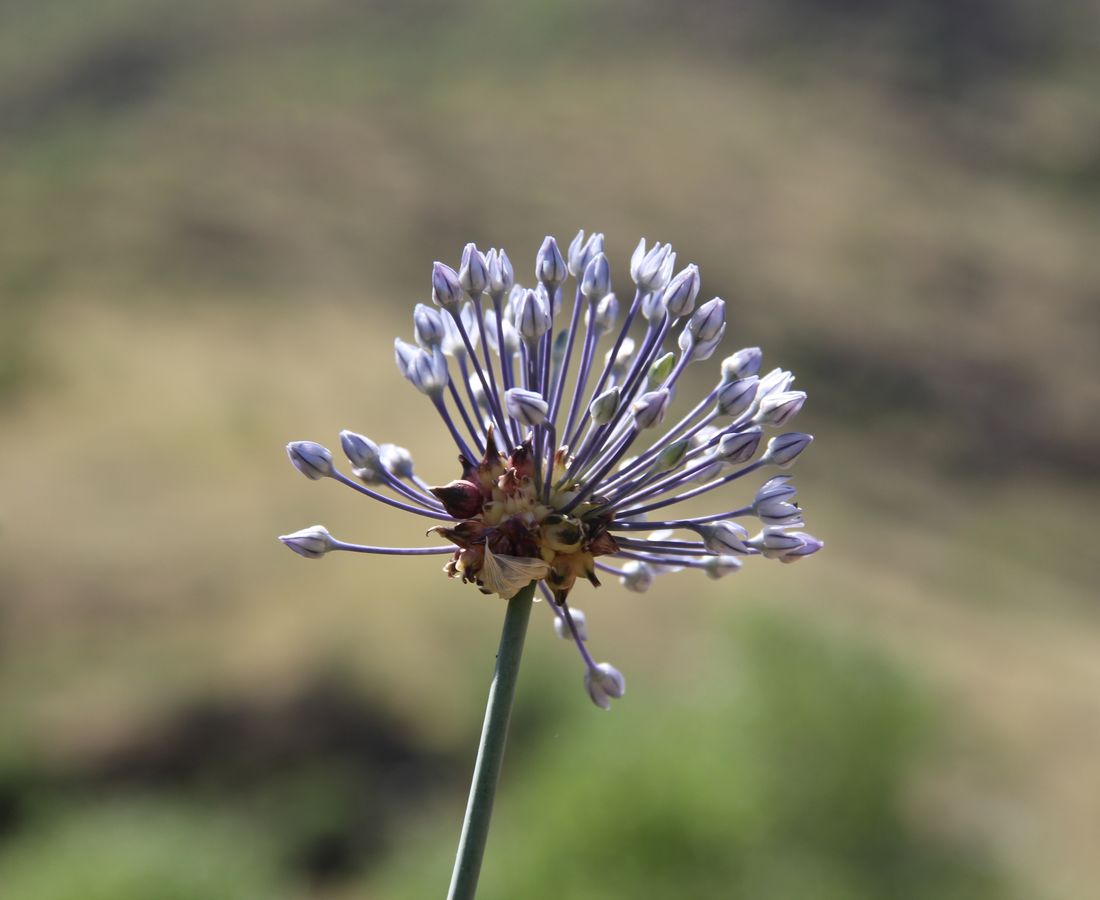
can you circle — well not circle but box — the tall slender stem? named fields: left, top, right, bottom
left=447, top=580, right=536, bottom=900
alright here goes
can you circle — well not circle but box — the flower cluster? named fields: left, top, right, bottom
left=281, top=233, right=821, bottom=708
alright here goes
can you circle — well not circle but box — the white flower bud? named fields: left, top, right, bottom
left=339, top=430, right=382, bottom=470
left=486, top=248, right=515, bottom=297
left=481, top=309, right=519, bottom=358
left=703, top=555, right=743, bottom=579
left=630, top=389, right=671, bottom=430
left=652, top=439, right=689, bottom=474
left=754, top=390, right=806, bottom=427
left=589, top=292, right=619, bottom=336
left=754, top=475, right=797, bottom=504
left=439, top=310, right=468, bottom=359
left=606, top=336, right=635, bottom=377
left=756, top=367, right=794, bottom=399
left=580, top=252, right=611, bottom=300
left=554, top=607, right=588, bottom=641
left=721, top=347, right=762, bottom=381
left=431, top=261, right=462, bottom=310
left=641, top=289, right=667, bottom=322
left=630, top=239, right=673, bottom=293
left=413, top=303, right=445, bottom=348
left=713, top=426, right=763, bottom=463
left=459, top=242, right=489, bottom=296
left=568, top=230, right=605, bottom=278
left=505, top=388, right=549, bottom=426
left=394, top=338, right=419, bottom=377
left=286, top=441, right=334, bottom=480
left=748, top=526, right=807, bottom=559
left=278, top=524, right=334, bottom=559
left=620, top=560, right=656, bottom=593
left=536, top=235, right=567, bottom=288
left=685, top=329, right=725, bottom=362
left=663, top=264, right=701, bottom=318
left=589, top=387, right=620, bottom=425
left=694, top=520, right=750, bottom=555
left=715, top=376, right=759, bottom=417
left=514, top=288, right=551, bottom=343
left=762, top=432, right=813, bottom=467
left=405, top=347, right=450, bottom=396
left=380, top=443, right=414, bottom=478
left=585, top=662, right=626, bottom=710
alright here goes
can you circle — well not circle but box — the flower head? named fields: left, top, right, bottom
left=280, top=234, right=821, bottom=707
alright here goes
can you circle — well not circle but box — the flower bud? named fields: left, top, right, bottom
left=394, top=338, right=419, bottom=377
left=652, top=439, right=689, bottom=474
left=339, top=430, right=382, bottom=470
left=286, top=441, right=334, bottom=480
left=685, top=330, right=725, bottom=362
left=648, top=351, right=675, bottom=386
left=589, top=387, right=620, bottom=425
left=505, top=387, right=549, bottom=426
left=713, top=426, right=762, bottom=463
left=641, top=289, right=667, bottom=322
left=754, top=475, right=796, bottom=504
left=431, top=261, right=462, bottom=310
left=762, top=432, right=813, bottom=467
left=703, top=555, right=743, bottom=579
left=756, top=367, right=794, bottom=399
left=568, top=230, right=605, bottom=278
left=430, top=479, right=484, bottom=519
left=380, top=443, right=414, bottom=478
left=487, top=248, right=515, bottom=296
left=778, top=532, right=824, bottom=563
left=589, top=292, right=619, bottom=336
left=630, top=389, right=671, bottom=430
left=459, top=242, right=489, bottom=296
left=754, top=390, right=806, bottom=427
left=686, top=297, right=725, bottom=343
left=554, top=607, right=588, bottom=641
left=630, top=239, right=673, bottom=293
left=536, top=235, right=567, bottom=288
left=405, top=347, right=450, bottom=396
left=413, top=303, right=445, bottom=348
left=620, top=560, right=656, bottom=593
left=278, top=524, right=334, bottom=559
left=721, top=347, right=762, bottom=381
left=439, top=310, right=468, bottom=359
left=694, top=520, right=749, bottom=555
left=606, top=337, right=635, bottom=377
left=585, top=662, right=626, bottom=710
left=483, top=310, right=520, bottom=358
left=663, top=264, right=701, bottom=317
left=748, top=526, right=806, bottom=559
left=580, top=252, right=611, bottom=300
left=514, top=288, right=551, bottom=343
left=715, top=376, right=759, bottom=417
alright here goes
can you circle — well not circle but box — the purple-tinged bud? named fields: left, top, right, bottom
left=747, top=526, right=805, bottom=558
left=753, top=480, right=803, bottom=525
left=286, top=441, right=334, bottom=480
left=487, top=248, right=515, bottom=297
left=762, top=432, right=813, bottom=467
left=431, top=261, right=462, bottom=311
left=704, top=555, right=743, bottom=579
left=585, top=662, right=626, bottom=710
left=663, top=264, right=701, bottom=317
left=394, top=338, right=419, bottom=377
left=430, top=479, right=484, bottom=518
left=279, top=524, right=334, bottom=559
left=568, top=230, right=605, bottom=279
left=536, top=236, right=567, bottom=288
left=630, top=239, right=673, bottom=293
left=694, top=520, right=750, bottom=555
left=515, top=288, right=551, bottom=343
left=339, top=430, right=382, bottom=471
left=405, top=347, right=450, bottom=396
left=589, top=386, right=620, bottom=425
left=413, top=303, right=445, bottom=348
left=754, top=475, right=797, bottom=504
left=642, top=289, right=667, bottom=322
left=380, top=443, right=414, bottom=478
left=589, top=292, right=619, bottom=336
left=713, top=426, right=763, bottom=463
left=630, top=388, right=671, bottom=430
left=778, top=532, right=824, bottom=563
left=648, top=351, right=675, bottom=386
left=459, top=243, right=489, bottom=296
left=620, top=560, right=656, bottom=593
left=554, top=606, right=588, bottom=641
left=652, top=439, right=690, bottom=474
left=754, top=390, right=806, bottom=427
left=505, top=387, right=549, bottom=426
left=581, top=252, right=611, bottom=300
left=721, top=347, right=763, bottom=381
left=716, top=376, right=760, bottom=417
left=757, top=367, right=794, bottom=399
left=687, top=329, right=726, bottom=362
left=686, top=297, right=725, bottom=343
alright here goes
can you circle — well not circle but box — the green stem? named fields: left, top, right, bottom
left=447, top=581, right=536, bottom=900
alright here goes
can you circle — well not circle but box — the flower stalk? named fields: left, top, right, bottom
left=447, top=579, right=537, bottom=900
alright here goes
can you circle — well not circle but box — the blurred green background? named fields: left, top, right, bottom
left=2, top=1, right=1098, bottom=898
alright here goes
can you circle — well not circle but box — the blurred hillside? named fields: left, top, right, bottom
left=1, top=2, right=1099, bottom=899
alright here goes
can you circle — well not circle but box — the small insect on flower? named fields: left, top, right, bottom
left=280, top=234, right=821, bottom=708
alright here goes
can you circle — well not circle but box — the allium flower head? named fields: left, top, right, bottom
left=281, top=233, right=821, bottom=708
